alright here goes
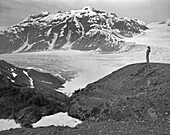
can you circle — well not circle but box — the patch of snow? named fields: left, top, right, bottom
left=70, top=10, right=76, bottom=17
left=9, top=39, right=14, bottom=43
left=13, top=34, right=29, bottom=53
left=55, top=88, right=67, bottom=95
left=23, top=70, right=34, bottom=88
left=96, top=47, right=102, bottom=52
left=12, top=72, right=17, bottom=78
left=12, top=29, right=18, bottom=34
left=55, top=74, right=66, bottom=81
left=33, top=112, right=81, bottom=128
left=73, top=16, right=80, bottom=28
left=41, top=11, right=50, bottom=16
left=59, top=24, right=67, bottom=37
left=23, top=42, right=36, bottom=51
left=7, top=77, right=15, bottom=83
left=0, top=119, right=20, bottom=131
left=62, top=30, right=72, bottom=50
left=15, top=34, right=19, bottom=38
left=85, top=44, right=92, bottom=48
left=48, top=33, right=58, bottom=50
left=20, top=28, right=25, bottom=31
left=5, top=67, right=9, bottom=70
left=20, top=22, right=30, bottom=27
left=41, top=13, right=67, bottom=23
left=26, top=67, right=48, bottom=73
left=79, top=21, right=85, bottom=36
left=47, top=28, right=52, bottom=36
left=42, top=80, right=53, bottom=84
left=26, top=67, right=34, bottom=69
left=88, top=10, right=97, bottom=17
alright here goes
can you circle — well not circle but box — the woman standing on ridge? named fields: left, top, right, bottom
left=146, top=46, right=151, bottom=63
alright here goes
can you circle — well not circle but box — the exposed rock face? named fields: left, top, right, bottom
left=0, top=6, right=148, bottom=53
left=69, top=63, right=170, bottom=123
left=0, top=60, right=68, bottom=127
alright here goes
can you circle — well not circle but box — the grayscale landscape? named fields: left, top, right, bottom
left=0, top=0, right=170, bottom=134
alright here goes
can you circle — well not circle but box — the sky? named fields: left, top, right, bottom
left=0, top=0, right=170, bottom=27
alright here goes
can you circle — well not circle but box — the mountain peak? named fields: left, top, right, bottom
left=0, top=7, right=148, bottom=54
left=82, top=6, right=93, bottom=11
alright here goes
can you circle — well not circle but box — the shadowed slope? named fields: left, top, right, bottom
left=0, top=60, right=68, bottom=127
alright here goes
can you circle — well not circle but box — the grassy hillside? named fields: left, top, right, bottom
left=1, top=62, right=170, bottom=134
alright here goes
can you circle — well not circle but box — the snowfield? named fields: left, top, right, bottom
left=124, top=20, right=170, bottom=48
left=0, top=20, right=170, bottom=131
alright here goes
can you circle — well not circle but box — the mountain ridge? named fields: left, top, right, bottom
left=0, top=6, right=148, bottom=54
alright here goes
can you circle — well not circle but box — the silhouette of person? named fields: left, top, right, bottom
left=146, top=46, right=151, bottom=63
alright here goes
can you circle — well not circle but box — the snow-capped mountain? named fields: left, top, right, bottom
left=0, top=6, right=148, bottom=54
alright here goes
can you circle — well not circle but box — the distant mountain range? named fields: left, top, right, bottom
left=0, top=6, right=148, bottom=54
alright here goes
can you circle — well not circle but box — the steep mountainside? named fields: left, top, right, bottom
left=0, top=60, right=68, bottom=127
left=0, top=6, right=148, bottom=54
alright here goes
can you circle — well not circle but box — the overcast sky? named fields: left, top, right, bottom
left=0, top=0, right=170, bottom=27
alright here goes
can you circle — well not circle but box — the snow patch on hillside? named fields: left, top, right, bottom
left=62, top=30, right=72, bottom=50
left=42, top=80, right=53, bottom=84
left=13, top=35, right=29, bottom=53
left=7, top=76, right=15, bottom=83
left=12, top=72, right=17, bottom=78
left=48, top=33, right=58, bottom=50
left=0, top=119, right=20, bottom=131
left=33, top=112, right=81, bottom=128
left=12, top=34, right=36, bottom=53
left=55, top=74, right=66, bottom=81
left=23, top=70, right=34, bottom=88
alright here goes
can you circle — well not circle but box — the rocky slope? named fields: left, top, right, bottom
left=1, top=62, right=170, bottom=134
left=0, top=6, right=148, bottom=54
left=0, top=60, right=68, bottom=127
